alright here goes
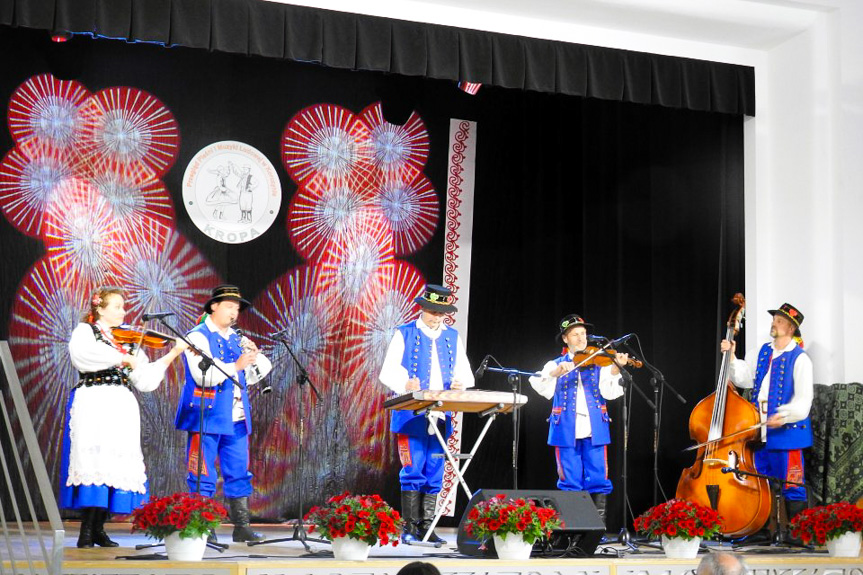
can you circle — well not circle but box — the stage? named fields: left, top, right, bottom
left=5, top=523, right=863, bottom=575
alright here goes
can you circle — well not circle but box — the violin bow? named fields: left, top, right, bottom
left=681, top=421, right=768, bottom=452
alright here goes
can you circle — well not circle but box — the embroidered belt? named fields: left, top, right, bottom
left=75, top=369, right=131, bottom=389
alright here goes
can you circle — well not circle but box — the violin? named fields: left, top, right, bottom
left=571, top=346, right=643, bottom=368
left=111, top=326, right=174, bottom=349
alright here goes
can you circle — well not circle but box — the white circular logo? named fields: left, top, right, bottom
left=183, top=141, right=281, bottom=244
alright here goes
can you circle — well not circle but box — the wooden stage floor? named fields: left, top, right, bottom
left=4, top=522, right=863, bottom=575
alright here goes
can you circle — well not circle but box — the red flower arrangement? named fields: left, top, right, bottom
left=464, top=495, right=563, bottom=545
left=131, top=492, right=227, bottom=540
left=790, top=501, right=863, bottom=545
left=634, top=499, right=723, bottom=541
left=303, top=492, right=403, bottom=546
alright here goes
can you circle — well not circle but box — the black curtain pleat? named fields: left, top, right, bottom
left=555, top=42, right=588, bottom=96
left=96, top=0, right=131, bottom=39
left=622, top=51, right=651, bottom=105
left=131, top=0, right=170, bottom=45
left=425, top=25, right=459, bottom=80
left=247, top=0, right=283, bottom=59
left=0, top=0, right=756, bottom=115
left=355, top=14, right=391, bottom=72
left=491, top=34, right=525, bottom=89
left=283, top=5, right=322, bottom=63
left=680, top=59, right=711, bottom=112
left=587, top=49, right=624, bottom=101
left=650, top=55, right=682, bottom=109
left=524, top=38, right=555, bottom=93
left=169, top=0, right=209, bottom=49
left=211, top=0, right=248, bottom=55
left=390, top=20, right=427, bottom=77
left=320, top=10, right=356, bottom=69
left=458, top=28, right=493, bottom=84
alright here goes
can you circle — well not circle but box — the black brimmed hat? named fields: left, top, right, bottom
left=204, top=284, right=251, bottom=313
left=557, top=314, right=593, bottom=340
left=768, top=303, right=804, bottom=336
left=415, top=284, right=457, bottom=314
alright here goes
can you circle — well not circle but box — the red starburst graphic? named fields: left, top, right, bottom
left=375, top=170, right=439, bottom=255
left=359, top=102, right=429, bottom=178
left=7, top=258, right=96, bottom=482
left=0, top=140, right=83, bottom=237
left=281, top=103, right=373, bottom=187
left=42, top=178, right=126, bottom=286
left=7, top=74, right=91, bottom=150
left=80, top=86, right=180, bottom=177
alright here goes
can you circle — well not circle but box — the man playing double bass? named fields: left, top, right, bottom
left=720, top=303, right=813, bottom=527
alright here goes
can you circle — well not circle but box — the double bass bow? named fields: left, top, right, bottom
left=675, top=293, right=771, bottom=537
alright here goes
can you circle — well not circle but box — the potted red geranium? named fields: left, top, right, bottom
left=790, top=501, right=863, bottom=556
left=634, top=498, right=722, bottom=559
left=131, top=492, right=227, bottom=561
left=464, top=494, right=563, bottom=560
left=304, top=492, right=403, bottom=560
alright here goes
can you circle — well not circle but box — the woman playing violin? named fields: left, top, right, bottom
left=528, top=314, right=630, bottom=528
left=61, top=287, right=188, bottom=549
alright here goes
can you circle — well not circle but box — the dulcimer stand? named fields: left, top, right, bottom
left=384, top=389, right=529, bottom=546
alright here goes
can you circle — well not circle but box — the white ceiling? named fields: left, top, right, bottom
left=266, top=0, right=838, bottom=50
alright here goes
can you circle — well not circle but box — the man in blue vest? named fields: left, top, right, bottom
left=721, top=302, right=813, bottom=529
left=175, top=284, right=272, bottom=543
left=379, top=284, right=475, bottom=544
left=529, top=314, right=628, bottom=527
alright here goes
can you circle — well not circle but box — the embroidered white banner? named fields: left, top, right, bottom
left=438, top=118, right=477, bottom=517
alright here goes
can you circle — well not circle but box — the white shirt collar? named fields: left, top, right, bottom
left=417, top=316, right=446, bottom=339
left=205, top=316, right=234, bottom=338
left=770, top=339, right=798, bottom=353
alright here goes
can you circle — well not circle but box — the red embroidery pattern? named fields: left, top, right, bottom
left=397, top=434, right=413, bottom=467
left=443, top=121, right=471, bottom=327
left=187, top=434, right=208, bottom=475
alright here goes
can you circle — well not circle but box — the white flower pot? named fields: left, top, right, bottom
left=826, top=531, right=861, bottom=557
left=331, top=536, right=371, bottom=561
left=661, top=535, right=701, bottom=559
left=493, top=532, right=533, bottom=560
left=164, top=532, right=207, bottom=561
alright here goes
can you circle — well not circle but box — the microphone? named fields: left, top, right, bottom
left=142, top=311, right=174, bottom=321
left=610, top=333, right=636, bottom=346
left=587, top=335, right=609, bottom=343
left=269, top=326, right=290, bottom=340
left=474, top=355, right=490, bottom=379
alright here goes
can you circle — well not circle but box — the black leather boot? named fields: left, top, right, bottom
left=92, top=508, right=119, bottom=547
left=417, top=493, right=446, bottom=544
left=228, top=497, right=265, bottom=542
left=400, top=491, right=421, bottom=544
left=784, top=499, right=809, bottom=545
left=590, top=493, right=608, bottom=543
left=76, top=507, right=95, bottom=548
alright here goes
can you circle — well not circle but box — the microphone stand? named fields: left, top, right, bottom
left=485, top=364, right=537, bottom=489
left=248, top=335, right=326, bottom=553
left=584, top=343, right=654, bottom=553
left=135, top=317, right=236, bottom=552
left=622, top=343, right=686, bottom=507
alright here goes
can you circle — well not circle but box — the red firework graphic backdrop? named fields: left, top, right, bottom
left=2, top=74, right=439, bottom=517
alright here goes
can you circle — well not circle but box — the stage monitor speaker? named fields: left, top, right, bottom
left=456, top=489, right=604, bottom=557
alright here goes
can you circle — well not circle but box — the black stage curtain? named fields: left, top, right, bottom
left=0, top=27, right=743, bottom=528
left=0, top=0, right=755, bottom=115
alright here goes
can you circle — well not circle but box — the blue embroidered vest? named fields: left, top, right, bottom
left=389, top=321, right=458, bottom=437
left=548, top=355, right=611, bottom=447
left=175, top=323, right=250, bottom=436
left=751, top=342, right=811, bottom=449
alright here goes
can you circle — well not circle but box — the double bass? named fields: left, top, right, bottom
left=675, top=293, right=771, bottom=537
